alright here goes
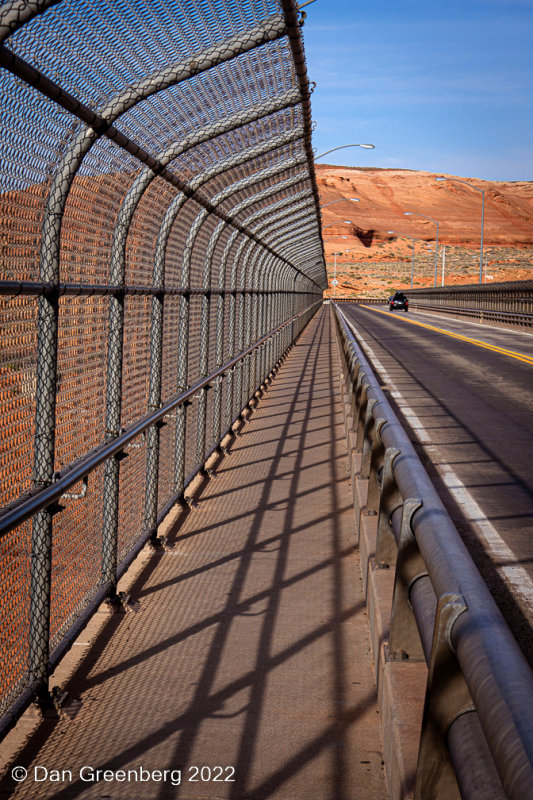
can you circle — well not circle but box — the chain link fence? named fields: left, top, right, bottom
left=0, top=0, right=325, bottom=732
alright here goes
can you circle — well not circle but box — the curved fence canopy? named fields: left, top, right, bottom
left=0, top=0, right=325, bottom=732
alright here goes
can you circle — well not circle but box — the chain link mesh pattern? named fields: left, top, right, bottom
left=0, top=0, right=325, bottom=725
left=0, top=519, right=31, bottom=708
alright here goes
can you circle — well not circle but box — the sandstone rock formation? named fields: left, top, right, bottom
left=317, top=165, right=533, bottom=297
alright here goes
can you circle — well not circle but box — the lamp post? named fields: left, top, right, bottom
left=315, top=144, right=375, bottom=160
left=320, top=198, right=360, bottom=210
left=435, top=176, right=485, bottom=284
left=323, top=223, right=350, bottom=294
left=323, top=235, right=349, bottom=296
left=404, top=211, right=439, bottom=286
left=388, top=230, right=416, bottom=288
left=332, top=250, right=344, bottom=297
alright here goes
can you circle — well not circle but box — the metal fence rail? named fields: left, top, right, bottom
left=0, top=0, right=325, bottom=734
left=333, top=303, right=533, bottom=800
left=407, top=280, right=533, bottom=329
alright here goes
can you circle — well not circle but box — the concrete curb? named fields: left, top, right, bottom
left=336, top=337, right=428, bottom=800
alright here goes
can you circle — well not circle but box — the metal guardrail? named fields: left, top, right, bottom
left=335, top=291, right=533, bottom=328
left=408, top=303, right=533, bottom=328
left=407, top=280, right=533, bottom=329
left=0, top=0, right=325, bottom=734
left=333, top=303, right=533, bottom=800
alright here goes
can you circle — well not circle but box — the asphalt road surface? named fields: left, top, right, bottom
left=340, top=302, right=533, bottom=665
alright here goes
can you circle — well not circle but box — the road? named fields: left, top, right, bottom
left=340, top=302, right=533, bottom=665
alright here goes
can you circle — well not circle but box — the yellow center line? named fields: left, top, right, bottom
left=359, top=305, right=533, bottom=365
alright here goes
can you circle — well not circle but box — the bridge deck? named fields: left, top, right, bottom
left=1, top=308, right=387, bottom=799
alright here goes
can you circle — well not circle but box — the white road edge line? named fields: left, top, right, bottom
left=339, top=308, right=533, bottom=617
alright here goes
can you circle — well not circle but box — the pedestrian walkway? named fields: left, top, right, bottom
left=0, top=308, right=387, bottom=800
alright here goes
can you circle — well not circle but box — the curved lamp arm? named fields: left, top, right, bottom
left=315, top=144, right=375, bottom=159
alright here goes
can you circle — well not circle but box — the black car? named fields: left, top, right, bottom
left=388, top=291, right=409, bottom=312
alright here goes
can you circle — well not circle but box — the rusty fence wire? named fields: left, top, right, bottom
left=0, top=0, right=326, bottom=733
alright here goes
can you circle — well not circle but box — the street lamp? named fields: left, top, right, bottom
left=388, top=230, right=416, bottom=288
left=404, top=211, right=439, bottom=286
left=332, top=247, right=359, bottom=297
left=315, top=144, right=375, bottom=160
left=322, top=237, right=349, bottom=295
left=435, top=176, right=485, bottom=284
left=320, top=198, right=360, bottom=209
left=332, top=249, right=345, bottom=297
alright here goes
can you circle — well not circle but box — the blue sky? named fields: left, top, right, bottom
left=302, top=0, right=533, bottom=181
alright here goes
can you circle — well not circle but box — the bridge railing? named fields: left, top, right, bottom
left=333, top=302, right=533, bottom=800
left=335, top=283, right=533, bottom=328
left=0, top=0, right=325, bottom=734
left=407, top=280, right=533, bottom=328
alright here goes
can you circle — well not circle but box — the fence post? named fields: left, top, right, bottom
left=143, top=198, right=179, bottom=544
left=29, top=290, right=58, bottom=699
left=101, top=232, right=129, bottom=599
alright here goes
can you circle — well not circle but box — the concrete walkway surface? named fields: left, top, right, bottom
left=0, top=308, right=388, bottom=799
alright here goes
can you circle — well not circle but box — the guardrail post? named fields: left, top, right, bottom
left=352, top=372, right=369, bottom=450
left=374, top=445, right=402, bottom=568
left=366, top=419, right=388, bottom=510
left=388, top=498, right=426, bottom=659
left=415, top=594, right=471, bottom=800
left=359, top=398, right=379, bottom=483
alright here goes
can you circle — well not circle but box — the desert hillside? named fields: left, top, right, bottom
left=317, top=165, right=533, bottom=297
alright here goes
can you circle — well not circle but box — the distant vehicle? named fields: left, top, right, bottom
left=388, top=291, right=409, bottom=312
